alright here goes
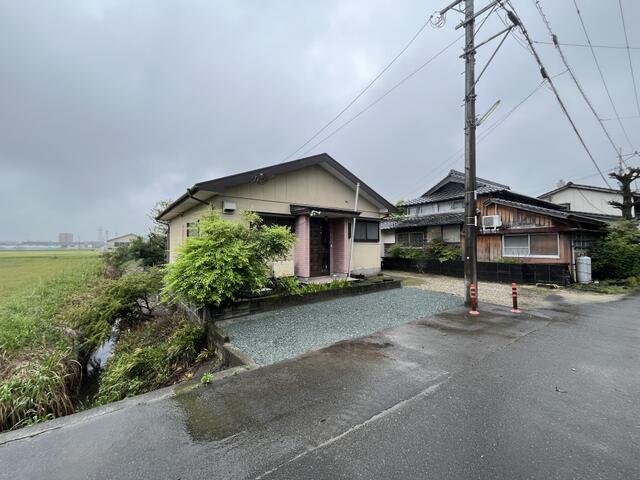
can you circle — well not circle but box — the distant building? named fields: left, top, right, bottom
left=538, top=182, right=640, bottom=222
left=58, top=232, right=73, bottom=244
left=105, top=233, right=140, bottom=250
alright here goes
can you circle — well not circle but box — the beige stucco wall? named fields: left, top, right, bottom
left=167, top=164, right=386, bottom=274
left=543, top=189, right=629, bottom=217
left=351, top=242, right=382, bottom=276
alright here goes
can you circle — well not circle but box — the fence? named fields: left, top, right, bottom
left=382, top=257, right=571, bottom=285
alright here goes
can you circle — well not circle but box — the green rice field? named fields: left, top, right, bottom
left=0, top=250, right=99, bottom=304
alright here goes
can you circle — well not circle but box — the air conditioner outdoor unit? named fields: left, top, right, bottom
left=222, top=201, right=237, bottom=214
left=482, top=215, right=502, bottom=229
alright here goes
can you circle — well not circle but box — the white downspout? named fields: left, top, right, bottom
left=347, top=182, right=360, bottom=279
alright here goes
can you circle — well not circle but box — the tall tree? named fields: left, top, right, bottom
left=608, top=167, right=640, bottom=220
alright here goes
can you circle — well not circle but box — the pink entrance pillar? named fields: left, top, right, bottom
left=330, top=218, right=349, bottom=275
left=294, top=215, right=310, bottom=278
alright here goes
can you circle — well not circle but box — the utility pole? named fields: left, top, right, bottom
left=462, top=0, right=477, bottom=307
left=436, top=0, right=515, bottom=306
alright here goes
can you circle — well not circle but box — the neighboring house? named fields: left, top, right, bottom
left=382, top=170, right=607, bottom=275
left=538, top=182, right=640, bottom=221
left=105, top=233, right=140, bottom=250
left=156, top=153, right=396, bottom=279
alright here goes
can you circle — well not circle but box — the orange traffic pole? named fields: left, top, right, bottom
left=511, top=282, right=521, bottom=313
left=469, top=283, right=480, bottom=316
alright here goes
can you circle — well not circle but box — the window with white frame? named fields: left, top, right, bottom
left=503, top=233, right=559, bottom=258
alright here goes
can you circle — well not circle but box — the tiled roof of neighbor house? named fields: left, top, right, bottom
left=403, top=170, right=508, bottom=206
left=381, top=212, right=464, bottom=230
left=483, top=198, right=607, bottom=225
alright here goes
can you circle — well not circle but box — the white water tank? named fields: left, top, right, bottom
left=576, top=256, right=592, bottom=284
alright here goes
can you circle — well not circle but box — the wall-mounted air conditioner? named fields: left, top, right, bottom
left=222, top=201, right=237, bottom=214
left=482, top=215, right=502, bottom=229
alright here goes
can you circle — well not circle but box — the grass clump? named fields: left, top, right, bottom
left=0, top=349, right=80, bottom=430
left=94, top=314, right=207, bottom=406
left=571, top=277, right=638, bottom=295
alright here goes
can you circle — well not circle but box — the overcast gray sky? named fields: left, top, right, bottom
left=1, top=0, right=639, bottom=241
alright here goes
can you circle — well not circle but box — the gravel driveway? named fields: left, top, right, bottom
left=221, top=288, right=461, bottom=365
left=385, top=270, right=626, bottom=308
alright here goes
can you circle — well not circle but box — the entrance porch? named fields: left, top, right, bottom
left=291, top=206, right=360, bottom=279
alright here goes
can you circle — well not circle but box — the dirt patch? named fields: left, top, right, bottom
left=384, top=271, right=626, bottom=309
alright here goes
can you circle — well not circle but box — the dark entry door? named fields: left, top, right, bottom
left=309, top=218, right=330, bottom=276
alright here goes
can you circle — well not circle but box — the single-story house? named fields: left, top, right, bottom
left=538, top=181, right=640, bottom=221
left=382, top=170, right=608, bottom=275
left=105, top=233, right=140, bottom=250
left=157, top=153, right=396, bottom=279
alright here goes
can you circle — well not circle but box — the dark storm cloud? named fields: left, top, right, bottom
left=0, top=0, right=638, bottom=240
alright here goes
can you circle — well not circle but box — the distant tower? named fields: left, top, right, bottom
left=105, top=230, right=110, bottom=242
left=97, top=227, right=104, bottom=242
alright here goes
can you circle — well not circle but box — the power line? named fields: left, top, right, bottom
left=501, top=0, right=612, bottom=188
left=571, top=0, right=635, bottom=152
left=394, top=79, right=547, bottom=200
left=532, top=0, right=622, bottom=160
left=299, top=34, right=464, bottom=157
left=533, top=40, right=640, bottom=51
left=294, top=4, right=500, bottom=160
left=618, top=0, right=640, bottom=116
left=280, top=14, right=437, bottom=163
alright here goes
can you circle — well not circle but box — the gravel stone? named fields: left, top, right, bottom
left=223, top=288, right=462, bottom=365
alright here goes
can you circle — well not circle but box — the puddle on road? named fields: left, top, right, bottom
left=176, top=392, right=250, bottom=442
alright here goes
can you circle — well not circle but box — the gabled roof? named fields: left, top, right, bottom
left=107, top=233, right=139, bottom=242
left=381, top=212, right=464, bottom=231
left=404, top=170, right=509, bottom=206
left=538, top=181, right=637, bottom=199
left=157, top=153, right=396, bottom=221
left=422, top=169, right=509, bottom=197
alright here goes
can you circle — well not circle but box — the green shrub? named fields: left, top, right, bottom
left=166, top=320, right=206, bottom=366
left=388, top=239, right=461, bottom=263
left=102, top=246, right=130, bottom=276
left=273, top=276, right=304, bottom=295
left=425, top=239, right=462, bottom=262
left=388, top=244, right=422, bottom=259
left=273, top=277, right=351, bottom=295
left=164, top=211, right=296, bottom=306
left=60, top=268, right=164, bottom=352
left=591, top=221, right=640, bottom=280
left=128, top=233, right=166, bottom=267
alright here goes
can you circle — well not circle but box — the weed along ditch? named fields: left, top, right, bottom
left=0, top=249, right=221, bottom=433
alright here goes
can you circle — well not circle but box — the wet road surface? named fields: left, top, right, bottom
left=1, top=292, right=638, bottom=479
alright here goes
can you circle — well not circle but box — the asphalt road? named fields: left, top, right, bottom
left=1, top=291, right=638, bottom=480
